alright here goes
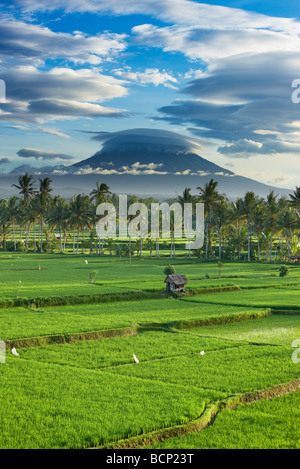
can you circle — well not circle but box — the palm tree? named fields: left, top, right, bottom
left=23, top=200, right=38, bottom=252
left=68, top=194, right=93, bottom=254
left=176, top=187, right=194, bottom=257
left=88, top=228, right=97, bottom=255
left=39, top=177, right=53, bottom=199
left=176, top=187, right=195, bottom=205
left=106, top=237, right=115, bottom=256
left=197, top=179, right=224, bottom=259
left=6, top=196, right=19, bottom=251
left=264, top=190, right=278, bottom=261
left=127, top=195, right=139, bottom=259
left=251, top=200, right=266, bottom=261
left=12, top=173, right=36, bottom=207
left=144, top=237, right=154, bottom=258
left=239, top=192, right=258, bottom=261
left=12, top=173, right=36, bottom=249
left=90, top=182, right=111, bottom=205
left=227, top=225, right=247, bottom=260
left=35, top=177, right=53, bottom=252
left=289, top=186, right=300, bottom=213
left=0, top=199, right=10, bottom=251
left=276, top=208, right=299, bottom=262
left=211, top=201, right=232, bottom=259
left=115, top=243, right=128, bottom=259
left=47, top=198, right=68, bottom=253
left=16, top=198, right=25, bottom=243
left=229, top=199, right=244, bottom=259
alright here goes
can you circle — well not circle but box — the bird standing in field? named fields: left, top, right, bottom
left=133, top=353, right=139, bottom=363
left=12, top=348, right=19, bottom=356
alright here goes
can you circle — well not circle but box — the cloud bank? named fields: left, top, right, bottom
left=157, top=51, right=300, bottom=158
left=0, top=19, right=127, bottom=66
left=0, top=66, right=130, bottom=123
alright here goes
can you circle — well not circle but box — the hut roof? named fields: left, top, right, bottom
left=165, top=274, right=188, bottom=285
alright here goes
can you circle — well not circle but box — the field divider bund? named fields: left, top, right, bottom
left=0, top=285, right=241, bottom=309
left=94, top=379, right=300, bottom=450
left=4, top=325, right=140, bottom=350
left=4, top=308, right=271, bottom=350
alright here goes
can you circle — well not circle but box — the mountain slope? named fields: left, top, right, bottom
left=4, top=128, right=291, bottom=200
left=72, top=148, right=233, bottom=175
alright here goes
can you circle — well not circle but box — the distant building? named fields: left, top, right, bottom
left=165, top=274, right=188, bottom=292
left=290, top=256, right=300, bottom=263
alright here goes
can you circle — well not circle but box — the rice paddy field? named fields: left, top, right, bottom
left=0, top=252, right=299, bottom=450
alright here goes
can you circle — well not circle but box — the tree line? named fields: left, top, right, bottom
left=0, top=173, right=299, bottom=262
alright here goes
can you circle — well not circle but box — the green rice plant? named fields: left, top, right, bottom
left=17, top=330, right=240, bottom=369
left=0, top=254, right=299, bottom=300
left=0, top=357, right=221, bottom=449
left=108, top=344, right=300, bottom=395
left=0, top=300, right=267, bottom=341
left=181, top=314, right=300, bottom=346
left=1, top=253, right=300, bottom=449
left=147, top=391, right=300, bottom=449
left=182, top=287, right=300, bottom=311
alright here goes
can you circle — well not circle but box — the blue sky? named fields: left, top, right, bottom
left=0, top=0, right=300, bottom=188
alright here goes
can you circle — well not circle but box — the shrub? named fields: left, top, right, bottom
left=163, top=265, right=176, bottom=276
left=279, top=265, right=289, bottom=277
left=89, top=270, right=98, bottom=284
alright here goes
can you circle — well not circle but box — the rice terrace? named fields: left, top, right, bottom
left=0, top=181, right=300, bottom=451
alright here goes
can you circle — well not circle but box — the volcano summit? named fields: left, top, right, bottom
left=72, top=128, right=233, bottom=177
left=4, top=128, right=291, bottom=200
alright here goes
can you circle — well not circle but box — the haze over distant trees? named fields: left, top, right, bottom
left=0, top=173, right=299, bottom=262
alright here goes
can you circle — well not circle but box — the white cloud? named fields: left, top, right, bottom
left=14, top=0, right=300, bottom=35
left=9, top=162, right=170, bottom=176
left=36, top=127, right=71, bottom=139
left=28, top=99, right=130, bottom=117
left=6, top=124, right=29, bottom=131
left=272, top=176, right=294, bottom=186
left=132, top=23, right=300, bottom=62
left=157, top=50, right=300, bottom=160
left=113, top=68, right=178, bottom=88
left=131, top=162, right=164, bottom=169
left=6, top=124, right=70, bottom=138
left=3, top=66, right=127, bottom=103
left=0, top=19, right=127, bottom=65
left=0, top=66, right=130, bottom=123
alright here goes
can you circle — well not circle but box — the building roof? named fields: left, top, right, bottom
left=165, top=274, right=188, bottom=285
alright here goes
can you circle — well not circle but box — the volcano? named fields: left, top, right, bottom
left=4, top=128, right=292, bottom=200
left=67, top=128, right=291, bottom=199
left=72, top=128, right=233, bottom=176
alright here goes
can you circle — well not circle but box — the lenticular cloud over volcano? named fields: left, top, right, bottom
left=90, top=128, right=202, bottom=155
left=73, top=127, right=232, bottom=176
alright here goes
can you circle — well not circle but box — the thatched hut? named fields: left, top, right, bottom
left=165, top=274, right=188, bottom=292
